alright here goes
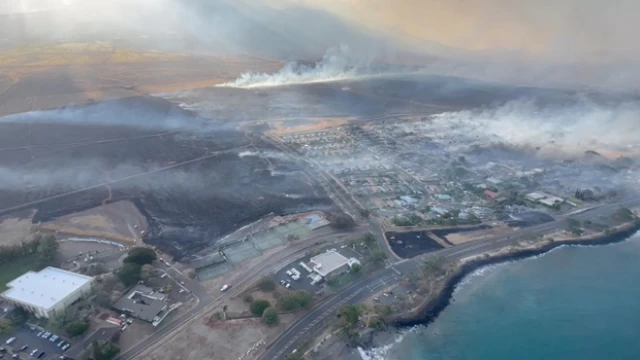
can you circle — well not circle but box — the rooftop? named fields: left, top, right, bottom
left=309, top=250, right=351, bottom=277
left=112, top=284, right=167, bottom=322
left=2, top=267, right=93, bottom=310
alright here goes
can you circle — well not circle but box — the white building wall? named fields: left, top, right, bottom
left=10, top=279, right=93, bottom=319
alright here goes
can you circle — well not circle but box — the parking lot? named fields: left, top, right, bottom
left=274, top=245, right=364, bottom=294
left=0, top=326, right=71, bottom=359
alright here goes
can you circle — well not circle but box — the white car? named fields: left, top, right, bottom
left=285, top=283, right=291, bottom=289
left=220, top=284, right=230, bottom=292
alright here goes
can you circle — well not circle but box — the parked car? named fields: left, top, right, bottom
left=49, top=335, right=59, bottom=342
left=36, top=352, right=45, bottom=359
left=19, top=345, right=28, bottom=351
left=29, top=350, right=37, bottom=357
left=220, top=284, right=230, bottom=292
left=61, top=344, right=70, bottom=351
left=4, top=338, right=15, bottom=345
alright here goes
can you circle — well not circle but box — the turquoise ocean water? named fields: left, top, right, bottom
left=372, top=233, right=640, bottom=360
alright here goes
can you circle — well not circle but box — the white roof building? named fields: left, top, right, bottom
left=2, top=267, right=93, bottom=319
left=308, top=250, right=360, bottom=279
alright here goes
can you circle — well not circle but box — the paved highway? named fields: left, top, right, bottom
left=117, top=228, right=370, bottom=360
left=260, top=198, right=640, bottom=360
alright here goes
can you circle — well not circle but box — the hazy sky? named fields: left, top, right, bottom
left=3, top=0, right=640, bottom=89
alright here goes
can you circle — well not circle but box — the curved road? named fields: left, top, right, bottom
left=116, top=228, right=369, bottom=360
left=260, top=198, right=640, bottom=360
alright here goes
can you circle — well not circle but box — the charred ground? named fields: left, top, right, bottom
left=0, top=96, right=333, bottom=259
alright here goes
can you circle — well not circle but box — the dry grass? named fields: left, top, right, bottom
left=0, top=214, right=35, bottom=247
left=146, top=315, right=295, bottom=360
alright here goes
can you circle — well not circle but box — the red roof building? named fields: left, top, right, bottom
left=484, top=190, right=499, bottom=199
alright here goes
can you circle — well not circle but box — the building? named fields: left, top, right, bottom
left=484, top=190, right=499, bottom=200
left=112, top=284, right=167, bottom=323
left=525, top=192, right=564, bottom=208
left=525, top=192, right=547, bottom=202
left=308, top=250, right=360, bottom=279
left=1, top=267, right=93, bottom=319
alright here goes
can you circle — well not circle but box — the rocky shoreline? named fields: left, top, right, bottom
left=338, top=220, right=640, bottom=358
left=390, top=220, right=640, bottom=329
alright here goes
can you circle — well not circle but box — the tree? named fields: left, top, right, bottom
left=257, top=277, right=276, bottom=292
left=163, top=284, right=173, bottom=293
left=338, top=305, right=360, bottom=327
left=89, top=340, right=120, bottom=360
left=329, top=214, right=356, bottom=230
left=262, top=307, right=278, bottom=325
left=371, top=251, right=387, bottom=265
left=293, top=290, right=313, bottom=309
left=37, top=234, right=59, bottom=266
left=117, top=263, right=142, bottom=286
left=350, top=263, right=361, bottom=274
left=50, top=309, right=75, bottom=329
left=66, top=321, right=90, bottom=337
left=243, top=294, right=254, bottom=303
left=250, top=299, right=271, bottom=316
left=363, top=232, right=376, bottom=248
left=286, top=352, right=304, bottom=360
left=0, top=318, right=12, bottom=333
left=278, top=290, right=314, bottom=311
left=286, top=234, right=300, bottom=243
left=359, top=209, right=370, bottom=218
left=140, top=265, right=163, bottom=287
left=86, top=263, right=109, bottom=276
left=124, top=247, right=157, bottom=266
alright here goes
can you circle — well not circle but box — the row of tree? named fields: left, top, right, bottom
left=0, top=233, right=58, bottom=267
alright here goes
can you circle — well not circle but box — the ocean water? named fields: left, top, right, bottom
left=383, top=233, right=640, bottom=360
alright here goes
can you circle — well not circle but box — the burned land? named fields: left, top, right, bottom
left=0, top=96, right=333, bottom=259
left=2, top=69, right=640, bottom=260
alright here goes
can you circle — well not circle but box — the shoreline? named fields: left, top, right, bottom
left=345, top=220, right=640, bottom=357
left=391, top=220, right=640, bottom=328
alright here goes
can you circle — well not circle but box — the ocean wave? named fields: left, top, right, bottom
left=357, top=327, right=419, bottom=360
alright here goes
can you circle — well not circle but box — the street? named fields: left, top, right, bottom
left=258, top=197, right=640, bottom=360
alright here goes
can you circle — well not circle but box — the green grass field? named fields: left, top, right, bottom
left=0, top=256, right=42, bottom=292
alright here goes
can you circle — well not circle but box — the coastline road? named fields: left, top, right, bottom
left=260, top=197, right=640, bottom=360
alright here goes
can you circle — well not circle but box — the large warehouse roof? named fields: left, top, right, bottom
left=309, top=250, right=351, bottom=277
left=2, top=267, right=93, bottom=310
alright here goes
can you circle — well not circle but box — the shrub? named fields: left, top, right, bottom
left=243, top=294, right=254, bottom=303
left=250, top=299, right=271, bottom=316
left=262, top=307, right=278, bottom=325
left=123, top=247, right=157, bottom=266
left=257, top=277, right=276, bottom=292
left=66, top=321, right=90, bottom=337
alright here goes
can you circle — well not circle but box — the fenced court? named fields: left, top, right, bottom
left=196, top=262, right=233, bottom=281
left=223, top=241, right=262, bottom=264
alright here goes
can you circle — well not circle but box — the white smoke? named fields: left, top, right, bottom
left=427, top=98, right=640, bottom=156
left=218, top=45, right=385, bottom=88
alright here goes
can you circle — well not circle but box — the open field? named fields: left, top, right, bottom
left=146, top=315, right=296, bottom=360
left=0, top=41, right=281, bottom=116
left=36, top=200, right=148, bottom=244
left=0, top=214, right=34, bottom=247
